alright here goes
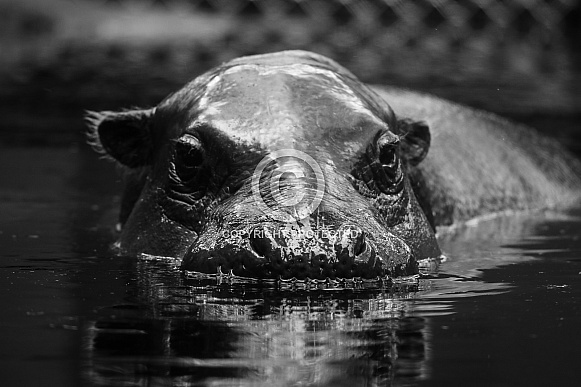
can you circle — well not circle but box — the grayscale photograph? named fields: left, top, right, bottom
left=1, top=0, right=580, bottom=386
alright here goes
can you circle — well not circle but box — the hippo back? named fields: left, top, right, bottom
left=372, top=86, right=581, bottom=227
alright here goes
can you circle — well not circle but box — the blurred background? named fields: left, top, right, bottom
left=1, top=0, right=580, bottom=152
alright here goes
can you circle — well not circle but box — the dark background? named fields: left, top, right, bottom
left=1, top=0, right=580, bottom=153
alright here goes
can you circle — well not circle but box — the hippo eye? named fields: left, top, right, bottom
left=375, top=132, right=404, bottom=194
left=351, top=131, right=404, bottom=196
left=174, top=134, right=204, bottom=181
left=377, top=134, right=400, bottom=172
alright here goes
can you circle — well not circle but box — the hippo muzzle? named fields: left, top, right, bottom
left=182, top=222, right=413, bottom=279
left=86, top=50, right=441, bottom=279
left=180, top=158, right=418, bottom=279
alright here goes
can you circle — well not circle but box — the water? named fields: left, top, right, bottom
left=1, top=145, right=581, bottom=386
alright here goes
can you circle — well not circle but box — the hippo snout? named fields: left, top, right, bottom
left=181, top=223, right=413, bottom=280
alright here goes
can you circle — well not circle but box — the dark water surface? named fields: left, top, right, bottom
left=1, top=145, right=581, bottom=386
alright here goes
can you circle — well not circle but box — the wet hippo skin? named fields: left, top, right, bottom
left=86, top=50, right=581, bottom=279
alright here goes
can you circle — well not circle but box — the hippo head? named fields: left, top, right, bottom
left=86, top=51, right=440, bottom=279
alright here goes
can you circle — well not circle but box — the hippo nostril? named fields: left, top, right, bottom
left=249, top=226, right=277, bottom=257
left=353, top=231, right=366, bottom=256
left=249, top=237, right=267, bottom=257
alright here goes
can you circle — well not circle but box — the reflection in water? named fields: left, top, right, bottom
left=82, top=259, right=433, bottom=387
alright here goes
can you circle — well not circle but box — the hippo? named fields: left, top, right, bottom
left=86, top=50, right=581, bottom=280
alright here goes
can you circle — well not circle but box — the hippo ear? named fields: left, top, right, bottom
left=85, top=108, right=154, bottom=168
left=397, top=118, right=431, bottom=166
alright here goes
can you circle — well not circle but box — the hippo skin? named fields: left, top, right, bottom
left=86, top=50, right=581, bottom=280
